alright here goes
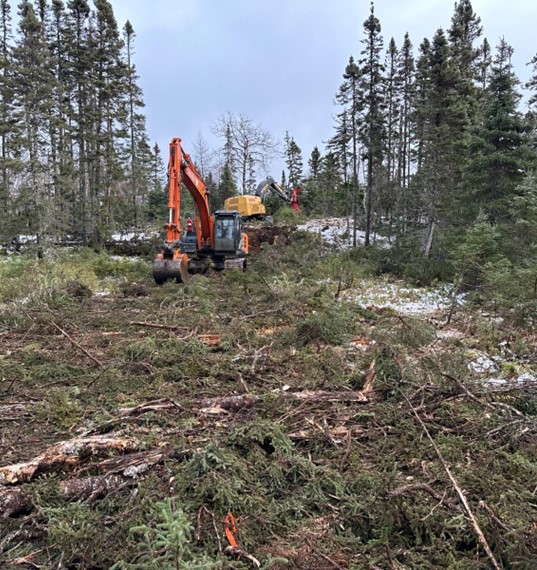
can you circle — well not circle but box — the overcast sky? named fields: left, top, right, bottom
left=112, top=0, right=537, bottom=176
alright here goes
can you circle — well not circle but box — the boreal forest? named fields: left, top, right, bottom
left=0, top=1, right=536, bottom=569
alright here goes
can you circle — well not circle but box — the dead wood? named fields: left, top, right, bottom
left=82, top=398, right=183, bottom=435
left=0, top=435, right=140, bottom=485
left=478, top=500, right=513, bottom=532
left=199, top=388, right=371, bottom=415
left=238, top=308, right=281, bottom=321
left=96, top=446, right=192, bottom=475
left=362, top=358, right=376, bottom=395
left=199, top=394, right=261, bottom=414
left=388, top=483, right=461, bottom=511
left=285, top=389, right=369, bottom=403
left=117, top=398, right=183, bottom=417
left=0, top=402, right=33, bottom=420
left=129, top=321, right=190, bottom=333
left=0, top=487, right=30, bottom=517
left=52, top=321, right=103, bottom=367
left=224, top=546, right=261, bottom=568
left=60, top=474, right=126, bottom=502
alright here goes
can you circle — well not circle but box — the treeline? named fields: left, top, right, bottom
left=0, top=0, right=166, bottom=245
left=280, top=0, right=536, bottom=318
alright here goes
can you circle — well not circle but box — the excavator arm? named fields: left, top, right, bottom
left=165, top=138, right=213, bottom=251
left=255, top=176, right=291, bottom=203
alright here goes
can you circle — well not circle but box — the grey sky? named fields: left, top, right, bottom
left=112, top=0, right=537, bottom=177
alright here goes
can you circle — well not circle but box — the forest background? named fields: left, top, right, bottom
left=0, top=0, right=536, bottom=320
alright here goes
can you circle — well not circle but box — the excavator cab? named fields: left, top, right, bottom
left=214, top=211, right=243, bottom=254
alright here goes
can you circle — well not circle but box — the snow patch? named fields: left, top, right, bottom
left=297, top=217, right=389, bottom=249
left=481, top=373, right=536, bottom=389
left=468, top=356, right=499, bottom=374
left=111, top=231, right=159, bottom=241
left=344, top=281, right=463, bottom=315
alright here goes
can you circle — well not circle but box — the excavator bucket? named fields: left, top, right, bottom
left=152, top=254, right=190, bottom=284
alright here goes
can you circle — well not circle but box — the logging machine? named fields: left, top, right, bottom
left=153, top=137, right=249, bottom=284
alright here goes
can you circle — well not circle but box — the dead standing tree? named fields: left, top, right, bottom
left=213, top=112, right=278, bottom=194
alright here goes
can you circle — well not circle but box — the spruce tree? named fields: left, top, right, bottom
left=12, top=1, right=54, bottom=241
left=383, top=37, right=400, bottom=225
left=284, top=131, right=303, bottom=188
left=332, top=56, right=362, bottom=242
left=216, top=162, right=237, bottom=208
left=414, top=29, right=471, bottom=255
left=92, top=0, right=125, bottom=233
left=396, top=32, right=415, bottom=228
left=466, top=39, right=530, bottom=223
left=122, top=20, right=147, bottom=228
left=359, top=2, right=385, bottom=246
left=147, top=142, right=166, bottom=222
left=0, top=0, right=15, bottom=233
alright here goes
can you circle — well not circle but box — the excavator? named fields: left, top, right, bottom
left=153, top=138, right=249, bottom=284
left=224, top=176, right=300, bottom=219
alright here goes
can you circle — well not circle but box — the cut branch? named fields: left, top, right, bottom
left=388, top=483, right=461, bottom=511
left=403, top=392, right=502, bottom=570
left=52, top=322, right=103, bottom=367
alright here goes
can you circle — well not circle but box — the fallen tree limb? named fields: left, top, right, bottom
left=117, top=398, right=183, bottom=417
left=284, top=389, right=369, bottom=403
left=403, top=392, right=502, bottom=570
left=199, top=389, right=371, bottom=415
left=129, top=321, right=190, bottom=333
left=388, top=483, right=461, bottom=512
left=52, top=322, right=103, bottom=367
left=0, top=435, right=140, bottom=485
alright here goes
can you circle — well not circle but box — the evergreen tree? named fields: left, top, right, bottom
left=414, top=29, right=470, bottom=255
left=48, top=0, right=77, bottom=236
left=0, top=0, right=15, bottom=233
left=122, top=20, right=148, bottom=228
left=12, top=0, right=54, bottom=240
left=477, top=37, right=492, bottom=92
left=332, top=56, right=362, bottom=242
left=283, top=131, right=303, bottom=188
left=308, top=146, right=322, bottom=181
left=466, top=38, right=530, bottom=223
left=359, top=2, right=385, bottom=246
left=395, top=32, right=415, bottom=227
left=216, top=162, right=237, bottom=208
left=383, top=37, right=400, bottom=224
left=64, top=0, right=92, bottom=240
left=146, top=142, right=166, bottom=222
left=91, top=0, right=125, bottom=232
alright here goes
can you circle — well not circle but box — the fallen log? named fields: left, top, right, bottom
left=199, top=394, right=261, bottom=414
left=0, top=435, right=139, bottom=485
left=0, top=487, right=30, bottom=517
left=61, top=447, right=192, bottom=502
left=199, top=389, right=371, bottom=415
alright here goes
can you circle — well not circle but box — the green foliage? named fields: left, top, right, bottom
left=229, top=420, right=294, bottom=457
left=273, top=206, right=306, bottom=224
left=44, top=388, right=82, bottom=429
left=112, top=498, right=220, bottom=569
left=295, top=302, right=356, bottom=346
left=0, top=249, right=151, bottom=304
left=452, top=215, right=504, bottom=290
left=482, top=259, right=537, bottom=324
